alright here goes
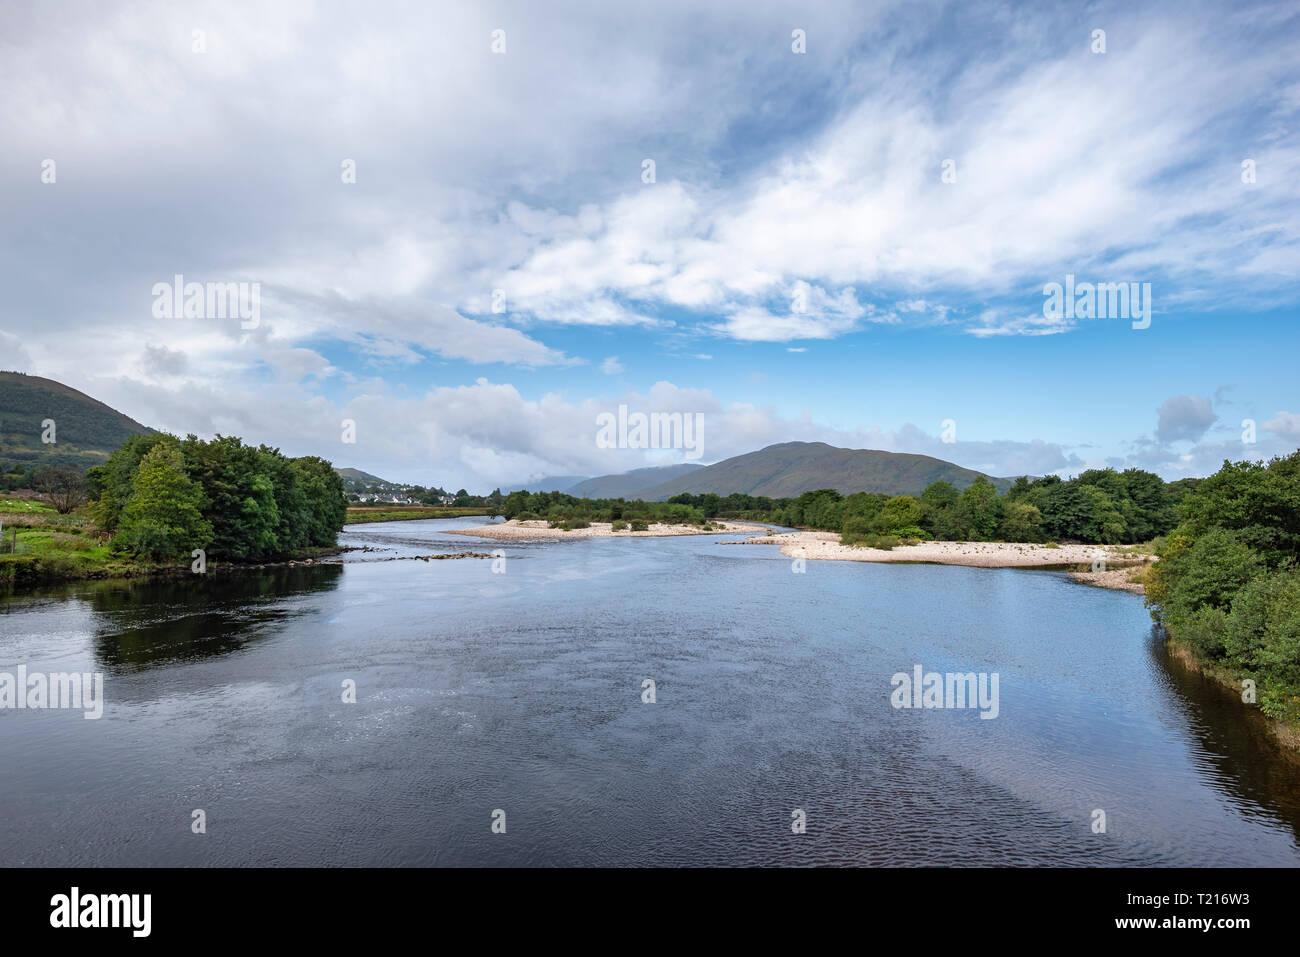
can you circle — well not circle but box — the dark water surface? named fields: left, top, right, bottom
left=2, top=518, right=1299, bottom=866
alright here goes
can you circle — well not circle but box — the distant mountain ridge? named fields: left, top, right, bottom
left=636, top=441, right=1014, bottom=499
left=501, top=474, right=591, bottom=494
left=566, top=463, right=705, bottom=498
left=0, top=370, right=156, bottom=470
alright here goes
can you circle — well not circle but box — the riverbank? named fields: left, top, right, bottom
left=445, top=518, right=768, bottom=540
left=726, top=530, right=1154, bottom=593
left=0, top=544, right=351, bottom=589
left=1163, top=635, right=1300, bottom=758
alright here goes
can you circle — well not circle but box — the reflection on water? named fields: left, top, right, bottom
left=0, top=518, right=1297, bottom=866
left=84, top=566, right=344, bottom=670
left=1155, top=636, right=1300, bottom=823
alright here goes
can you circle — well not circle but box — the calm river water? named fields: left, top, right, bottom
left=2, top=518, right=1298, bottom=866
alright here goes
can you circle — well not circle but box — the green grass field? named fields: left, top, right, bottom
left=344, top=506, right=491, bottom=525
left=0, top=499, right=55, bottom=513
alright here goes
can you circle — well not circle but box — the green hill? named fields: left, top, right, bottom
left=0, top=371, right=156, bottom=473
left=334, top=467, right=392, bottom=488
left=637, top=441, right=1015, bottom=500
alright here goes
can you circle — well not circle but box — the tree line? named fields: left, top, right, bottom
left=1144, top=450, right=1300, bottom=720
left=665, top=467, right=1200, bottom=547
left=498, top=466, right=1201, bottom=548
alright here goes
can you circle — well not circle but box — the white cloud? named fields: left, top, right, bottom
left=1262, top=411, right=1300, bottom=439
left=1156, top=395, right=1217, bottom=443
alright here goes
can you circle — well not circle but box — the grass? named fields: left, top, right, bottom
left=0, top=497, right=55, bottom=513
left=0, top=510, right=149, bottom=587
left=344, top=506, right=491, bottom=525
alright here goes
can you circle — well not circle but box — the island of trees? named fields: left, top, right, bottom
left=0, top=433, right=347, bottom=585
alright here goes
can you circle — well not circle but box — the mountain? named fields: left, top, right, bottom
left=566, top=463, right=706, bottom=499
left=334, top=467, right=393, bottom=490
left=0, top=370, right=156, bottom=471
left=501, top=475, right=589, bottom=494
left=636, top=442, right=1015, bottom=500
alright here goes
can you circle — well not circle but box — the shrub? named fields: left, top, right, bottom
left=891, top=525, right=928, bottom=540
left=1176, top=605, right=1229, bottom=660
left=629, top=519, right=649, bottom=532
left=112, top=520, right=178, bottom=562
left=1222, top=566, right=1300, bottom=689
left=841, top=528, right=898, bottom=550
left=840, top=514, right=876, bottom=545
left=1151, top=528, right=1264, bottom=627
left=611, top=520, right=628, bottom=531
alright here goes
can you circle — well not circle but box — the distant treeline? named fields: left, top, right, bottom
left=676, top=468, right=1200, bottom=547
left=90, top=433, right=348, bottom=561
left=500, top=489, right=713, bottom=526
left=500, top=467, right=1201, bottom=547
left=1145, top=450, right=1300, bottom=722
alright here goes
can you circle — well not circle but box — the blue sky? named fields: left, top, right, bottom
left=1, top=0, right=1297, bottom=491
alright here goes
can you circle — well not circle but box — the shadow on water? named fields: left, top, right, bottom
left=81, top=564, right=344, bottom=672
left=1150, top=624, right=1300, bottom=846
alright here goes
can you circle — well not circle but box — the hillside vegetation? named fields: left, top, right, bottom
left=0, top=370, right=155, bottom=474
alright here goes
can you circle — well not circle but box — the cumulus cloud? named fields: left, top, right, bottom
left=1, top=0, right=1295, bottom=489
left=1263, top=411, right=1300, bottom=439
left=1156, top=395, right=1217, bottom=443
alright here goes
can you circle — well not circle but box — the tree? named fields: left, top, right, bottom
left=89, top=433, right=180, bottom=531
left=290, top=456, right=348, bottom=546
left=1079, top=485, right=1125, bottom=543
left=878, top=495, right=924, bottom=535
left=30, top=465, right=89, bottom=514
left=956, top=476, right=1003, bottom=540
left=113, top=445, right=212, bottom=561
left=999, top=500, right=1043, bottom=541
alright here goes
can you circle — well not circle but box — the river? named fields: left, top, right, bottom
left=2, top=518, right=1298, bottom=866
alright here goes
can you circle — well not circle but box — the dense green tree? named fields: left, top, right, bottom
left=998, top=500, right=1043, bottom=541
left=89, top=432, right=181, bottom=531
left=878, top=495, right=924, bottom=535
left=113, top=444, right=212, bottom=561
left=956, top=476, right=1003, bottom=540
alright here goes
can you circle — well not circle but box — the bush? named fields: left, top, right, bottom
left=611, top=520, right=628, bottom=531
left=891, top=525, right=928, bottom=540
left=514, top=512, right=539, bottom=521
left=841, top=528, right=898, bottom=550
left=112, top=520, right=179, bottom=563
left=1177, top=605, right=1229, bottom=660
left=1222, top=566, right=1300, bottom=689
left=840, top=514, right=876, bottom=545
left=629, top=519, right=649, bottom=532
left=1151, top=528, right=1264, bottom=627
